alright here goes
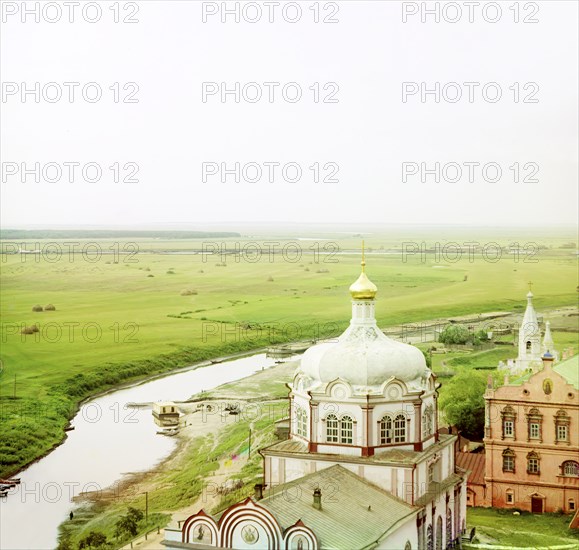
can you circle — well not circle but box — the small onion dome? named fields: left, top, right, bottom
left=349, top=264, right=377, bottom=300
left=543, top=351, right=554, bottom=359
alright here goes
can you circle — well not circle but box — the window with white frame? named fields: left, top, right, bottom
left=501, top=406, right=516, bottom=439
left=555, top=410, right=570, bottom=443
left=340, top=416, right=353, bottom=444
left=394, top=414, right=406, bottom=443
left=527, top=451, right=540, bottom=474
left=422, top=405, right=433, bottom=438
left=326, top=414, right=338, bottom=443
left=504, top=420, right=514, bottom=436
left=295, top=407, right=307, bottom=438
left=502, top=449, right=515, bottom=472
left=379, top=415, right=393, bottom=444
left=526, top=408, right=542, bottom=440
left=562, top=461, right=579, bottom=477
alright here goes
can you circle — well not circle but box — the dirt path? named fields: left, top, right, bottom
left=120, top=452, right=246, bottom=550
left=117, top=397, right=272, bottom=550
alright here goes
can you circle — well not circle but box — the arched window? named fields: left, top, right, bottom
left=501, top=406, right=516, bottom=439
left=295, top=407, right=307, bottom=438
left=426, top=525, right=433, bottom=550
left=340, top=416, right=353, bottom=444
left=555, top=410, right=570, bottom=442
left=394, top=414, right=406, bottom=443
left=422, top=405, right=433, bottom=438
left=502, top=448, right=515, bottom=472
left=379, top=415, right=393, bottom=444
left=569, top=499, right=576, bottom=511
left=435, top=516, right=443, bottom=550
left=526, top=340, right=532, bottom=351
left=446, top=509, right=452, bottom=546
left=527, top=451, right=540, bottom=474
left=562, top=461, right=579, bottom=477
left=404, top=542, right=412, bottom=550
left=326, top=414, right=338, bottom=443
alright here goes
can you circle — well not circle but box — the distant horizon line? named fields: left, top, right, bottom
left=1, top=222, right=577, bottom=232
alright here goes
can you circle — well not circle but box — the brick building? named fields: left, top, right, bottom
left=483, top=353, right=579, bottom=513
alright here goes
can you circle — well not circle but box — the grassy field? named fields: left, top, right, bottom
left=0, top=230, right=577, bottom=476
left=465, top=507, right=579, bottom=547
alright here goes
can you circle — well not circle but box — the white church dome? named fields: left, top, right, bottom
left=300, top=325, right=428, bottom=389
left=298, top=250, right=429, bottom=391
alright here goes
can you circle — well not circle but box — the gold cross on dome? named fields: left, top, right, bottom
left=528, top=281, right=533, bottom=291
left=361, top=240, right=366, bottom=271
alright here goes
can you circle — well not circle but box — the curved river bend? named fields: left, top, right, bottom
left=0, top=353, right=280, bottom=550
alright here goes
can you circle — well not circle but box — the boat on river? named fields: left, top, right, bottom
left=157, top=427, right=179, bottom=436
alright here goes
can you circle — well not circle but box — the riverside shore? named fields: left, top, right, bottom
left=60, top=360, right=296, bottom=549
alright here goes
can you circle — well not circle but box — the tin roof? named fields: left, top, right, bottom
left=456, top=452, right=486, bottom=486
left=554, top=355, right=579, bottom=389
left=259, top=464, right=418, bottom=549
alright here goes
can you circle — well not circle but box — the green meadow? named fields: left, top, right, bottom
left=0, top=230, right=577, bottom=477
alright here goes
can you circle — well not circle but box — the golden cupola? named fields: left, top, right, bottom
left=349, top=243, right=377, bottom=300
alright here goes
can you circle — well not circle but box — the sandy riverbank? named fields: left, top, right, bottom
left=70, top=360, right=297, bottom=549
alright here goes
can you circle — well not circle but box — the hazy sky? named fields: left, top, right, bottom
left=1, top=0, right=577, bottom=227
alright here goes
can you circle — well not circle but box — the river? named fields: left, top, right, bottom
left=0, top=353, right=281, bottom=550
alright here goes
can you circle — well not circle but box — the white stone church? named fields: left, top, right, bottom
left=498, top=290, right=559, bottom=376
left=164, top=259, right=468, bottom=550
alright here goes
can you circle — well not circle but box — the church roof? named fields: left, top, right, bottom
left=554, top=354, right=579, bottom=389
left=261, top=434, right=457, bottom=467
left=259, top=464, right=418, bottom=549
left=521, top=291, right=539, bottom=334
left=456, top=452, right=485, bottom=486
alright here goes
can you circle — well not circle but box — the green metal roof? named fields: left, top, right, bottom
left=259, top=464, right=418, bottom=550
left=262, top=434, right=456, bottom=467
left=554, top=354, right=579, bottom=389
left=509, top=371, right=534, bottom=386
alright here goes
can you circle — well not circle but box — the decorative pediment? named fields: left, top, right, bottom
left=380, top=378, right=409, bottom=399
left=182, top=509, right=219, bottom=545
left=325, top=378, right=353, bottom=399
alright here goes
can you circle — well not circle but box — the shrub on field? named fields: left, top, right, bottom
left=147, top=274, right=154, bottom=277
left=44, top=304, right=56, bottom=311
left=21, top=326, right=35, bottom=335
left=180, top=289, right=198, bottom=296
left=32, top=305, right=43, bottom=312
left=438, top=324, right=471, bottom=345
left=31, top=324, right=39, bottom=333
left=267, top=276, right=274, bottom=282
left=78, top=531, right=107, bottom=549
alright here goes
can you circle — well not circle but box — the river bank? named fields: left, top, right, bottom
left=0, top=341, right=279, bottom=480
left=57, top=360, right=296, bottom=549
left=0, top=353, right=291, bottom=550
